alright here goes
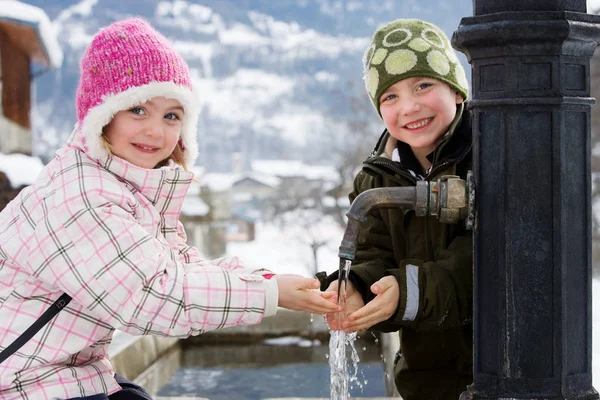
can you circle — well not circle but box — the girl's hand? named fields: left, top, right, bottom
left=274, top=274, right=342, bottom=314
left=340, top=275, right=399, bottom=332
left=324, top=280, right=365, bottom=330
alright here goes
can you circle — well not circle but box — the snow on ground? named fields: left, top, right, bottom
left=226, top=219, right=342, bottom=277
left=0, top=153, right=44, bottom=188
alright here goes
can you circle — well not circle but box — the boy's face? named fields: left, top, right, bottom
left=379, top=77, right=464, bottom=158
left=103, top=97, right=184, bottom=169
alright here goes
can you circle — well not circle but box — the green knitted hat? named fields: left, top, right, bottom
left=363, top=19, right=469, bottom=114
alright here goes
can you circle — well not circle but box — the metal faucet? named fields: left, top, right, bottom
left=336, top=172, right=475, bottom=302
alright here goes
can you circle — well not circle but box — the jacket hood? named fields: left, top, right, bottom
left=74, top=81, right=199, bottom=167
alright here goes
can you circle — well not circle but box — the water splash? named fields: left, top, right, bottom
left=329, top=259, right=364, bottom=399
left=329, top=330, right=359, bottom=399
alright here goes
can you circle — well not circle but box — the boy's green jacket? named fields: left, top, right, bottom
left=323, top=106, right=473, bottom=400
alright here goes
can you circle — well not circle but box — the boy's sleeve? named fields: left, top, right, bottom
left=346, top=217, right=473, bottom=333
left=26, top=193, right=276, bottom=338
left=323, top=170, right=473, bottom=333
left=373, top=234, right=472, bottom=332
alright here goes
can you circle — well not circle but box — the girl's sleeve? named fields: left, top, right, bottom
left=25, top=194, right=278, bottom=337
left=175, top=221, right=272, bottom=276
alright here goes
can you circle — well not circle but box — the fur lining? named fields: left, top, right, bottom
left=80, top=81, right=199, bottom=166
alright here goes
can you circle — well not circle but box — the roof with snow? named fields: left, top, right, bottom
left=198, top=172, right=238, bottom=192
left=0, top=0, right=63, bottom=69
left=233, top=172, right=281, bottom=189
left=251, top=159, right=339, bottom=181
left=181, top=195, right=209, bottom=217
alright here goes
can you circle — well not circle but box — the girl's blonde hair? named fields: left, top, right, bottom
left=100, top=134, right=189, bottom=171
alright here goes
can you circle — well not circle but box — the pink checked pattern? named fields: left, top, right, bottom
left=0, top=133, right=273, bottom=399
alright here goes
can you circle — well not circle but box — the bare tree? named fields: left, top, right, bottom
left=258, top=81, right=381, bottom=272
left=321, top=81, right=382, bottom=228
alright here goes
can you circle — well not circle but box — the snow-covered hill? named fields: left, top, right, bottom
left=24, top=0, right=600, bottom=236
left=25, top=0, right=471, bottom=170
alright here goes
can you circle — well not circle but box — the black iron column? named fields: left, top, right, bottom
left=453, top=2, right=600, bottom=399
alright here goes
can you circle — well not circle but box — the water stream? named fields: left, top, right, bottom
left=329, top=259, right=365, bottom=399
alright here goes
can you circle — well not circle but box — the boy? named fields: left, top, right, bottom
left=321, top=19, right=473, bottom=400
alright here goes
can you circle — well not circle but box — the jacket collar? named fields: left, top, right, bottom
left=62, top=126, right=194, bottom=218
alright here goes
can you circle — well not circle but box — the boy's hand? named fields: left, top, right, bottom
left=340, top=275, right=399, bottom=332
left=324, top=280, right=365, bottom=330
left=274, top=274, right=341, bottom=314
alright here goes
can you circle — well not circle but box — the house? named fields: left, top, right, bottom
left=231, top=171, right=280, bottom=212
left=226, top=210, right=257, bottom=242
left=250, top=159, right=340, bottom=212
left=0, top=1, right=62, bottom=154
left=179, top=169, right=212, bottom=255
left=179, top=171, right=238, bottom=258
left=0, top=1, right=62, bottom=210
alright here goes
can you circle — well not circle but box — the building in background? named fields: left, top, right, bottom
left=0, top=0, right=62, bottom=210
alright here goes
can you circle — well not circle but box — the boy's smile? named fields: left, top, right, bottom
left=103, top=97, right=184, bottom=169
left=379, top=77, right=464, bottom=164
left=405, top=117, right=433, bottom=130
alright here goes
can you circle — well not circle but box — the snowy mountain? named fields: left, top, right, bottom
left=25, top=0, right=471, bottom=171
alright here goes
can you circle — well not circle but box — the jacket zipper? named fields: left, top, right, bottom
left=369, top=158, right=418, bottom=184
left=368, top=158, right=456, bottom=262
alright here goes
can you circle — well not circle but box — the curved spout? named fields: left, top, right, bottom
left=338, top=186, right=421, bottom=261
left=335, top=175, right=472, bottom=304
left=346, top=187, right=418, bottom=223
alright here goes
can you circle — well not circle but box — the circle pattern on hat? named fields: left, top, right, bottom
left=445, top=47, right=459, bottom=64
left=408, top=38, right=431, bottom=52
left=366, top=67, right=379, bottom=98
left=363, top=19, right=469, bottom=110
left=427, top=50, right=450, bottom=76
left=421, top=28, right=445, bottom=48
left=382, top=28, right=412, bottom=47
left=371, top=48, right=388, bottom=65
left=364, top=43, right=376, bottom=66
left=385, top=49, right=418, bottom=75
left=456, top=67, right=469, bottom=93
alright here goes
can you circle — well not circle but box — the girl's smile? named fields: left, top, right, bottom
left=132, top=143, right=161, bottom=153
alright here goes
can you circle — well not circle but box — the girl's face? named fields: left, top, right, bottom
left=103, top=97, right=184, bottom=169
left=379, top=77, right=463, bottom=160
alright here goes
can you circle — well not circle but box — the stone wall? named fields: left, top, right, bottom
left=108, top=309, right=393, bottom=397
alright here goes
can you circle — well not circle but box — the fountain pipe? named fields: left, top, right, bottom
left=336, top=173, right=474, bottom=299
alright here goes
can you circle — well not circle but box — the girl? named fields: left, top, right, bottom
left=0, top=18, right=340, bottom=400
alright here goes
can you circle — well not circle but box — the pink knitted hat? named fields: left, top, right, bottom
left=75, top=18, right=198, bottom=166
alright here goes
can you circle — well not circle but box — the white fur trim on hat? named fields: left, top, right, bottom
left=80, top=81, right=199, bottom=167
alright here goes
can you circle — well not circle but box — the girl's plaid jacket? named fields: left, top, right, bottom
left=0, top=130, right=278, bottom=400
